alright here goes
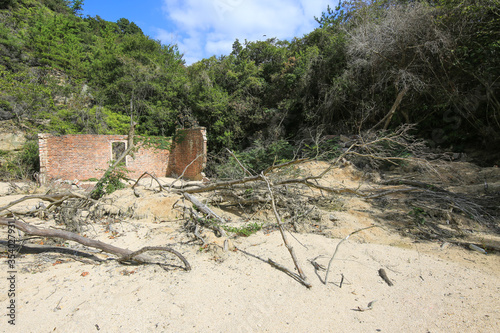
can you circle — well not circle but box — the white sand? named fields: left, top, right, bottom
left=1, top=161, right=499, bottom=332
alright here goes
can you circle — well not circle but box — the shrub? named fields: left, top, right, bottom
left=90, top=165, right=129, bottom=199
left=215, top=139, right=296, bottom=178
left=302, top=137, right=341, bottom=160
left=0, top=139, right=39, bottom=180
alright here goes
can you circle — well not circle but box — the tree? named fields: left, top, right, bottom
left=0, top=0, right=17, bottom=9
left=433, top=0, right=500, bottom=146
left=116, top=18, right=143, bottom=35
left=70, top=0, right=83, bottom=16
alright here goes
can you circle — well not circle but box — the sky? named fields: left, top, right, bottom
left=81, top=0, right=334, bottom=65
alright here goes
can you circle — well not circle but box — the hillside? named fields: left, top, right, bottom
left=1, top=0, right=499, bottom=182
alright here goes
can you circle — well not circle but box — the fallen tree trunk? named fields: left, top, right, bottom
left=0, top=192, right=90, bottom=213
left=183, top=192, right=228, bottom=237
left=0, top=217, right=190, bottom=271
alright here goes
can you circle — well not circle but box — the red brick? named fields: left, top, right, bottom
left=39, top=128, right=207, bottom=182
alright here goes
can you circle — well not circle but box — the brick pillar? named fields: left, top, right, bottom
left=168, top=128, right=207, bottom=180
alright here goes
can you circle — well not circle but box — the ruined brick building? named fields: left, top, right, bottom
left=38, top=128, right=206, bottom=182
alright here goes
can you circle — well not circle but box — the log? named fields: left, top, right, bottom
left=183, top=193, right=228, bottom=237
left=0, top=217, right=190, bottom=271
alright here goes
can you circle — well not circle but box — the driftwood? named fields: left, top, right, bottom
left=262, top=174, right=312, bottom=288
left=0, top=217, right=190, bottom=271
left=0, top=192, right=93, bottom=217
left=183, top=192, right=228, bottom=238
left=324, top=225, right=378, bottom=285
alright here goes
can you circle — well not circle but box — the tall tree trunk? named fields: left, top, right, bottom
left=371, top=86, right=409, bottom=131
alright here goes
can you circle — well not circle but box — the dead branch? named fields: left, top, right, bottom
left=370, top=180, right=492, bottom=223
left=324, top=225, right=378, bottom=285
left=261, top=173, right=312, bottom=288
left=131, top=172, right=168, bottom=191
left=275, top=178, right=363, bottom=196
left=267, top=258, right=312, bottom=288
left=380, top=179, right=447, bottom=192
left=347, top=124, right=433, bottom=171
left=181, top=175, right=263, bottom=194
left=262, top=158, right=310, bottom=175
left=365, top=187, right=421, bottom=199
left=180, top=167, right=360, bottom=197
left=371, top=85, right=409, bottom=131
left=182, top=192, right=228, bottom=237
left=226, top=148, right=253, bottom=176
left=169, top=153, right=205, bottom=191
left=118, top=246, right=191, bottom=270
left=0, top=217, right=190, bottom=271
left=180, top=158, right=310, bottom=195
left=0, top=192, right=93, bottom=217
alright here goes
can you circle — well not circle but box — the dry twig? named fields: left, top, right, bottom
left=132, top=172, right=168, bottom=191
left=324, top=225, right=378, bottom=285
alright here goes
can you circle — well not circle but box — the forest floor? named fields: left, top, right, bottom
left=0, top=160, right=499, bottom=332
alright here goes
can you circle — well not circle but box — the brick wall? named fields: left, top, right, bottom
left=167, top=128, right=207, bottom=181
left=39, top=128, right=206, bottom=182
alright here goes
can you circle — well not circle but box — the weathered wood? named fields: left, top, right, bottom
left=261, top=173, right=312, bottom=288
left=0, top=192, right=89, bottom=212
left=0, top=217, right=190, bottom=271
left=378, top=268, right=394, bottom=286
left=182, top=192, right=228, bottom=237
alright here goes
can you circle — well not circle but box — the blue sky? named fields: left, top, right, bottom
left=81, top=0, right=334, bottom=65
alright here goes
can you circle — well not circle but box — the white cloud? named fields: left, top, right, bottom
left=155, top=0, right=332, bottom=65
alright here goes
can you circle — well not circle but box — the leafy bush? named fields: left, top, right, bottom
left=0, top=139, right=39, bottom=180
left=90, top=166, right=128, bottom=200
left=302, top=137, right=341, bottom=160
left=213, top=139, right=295, bottom=178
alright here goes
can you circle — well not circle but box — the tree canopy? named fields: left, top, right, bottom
left=0, top=0, right=498, bottom=162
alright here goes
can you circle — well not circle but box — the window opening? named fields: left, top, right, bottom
left=112, top=141, right=126, bottom=162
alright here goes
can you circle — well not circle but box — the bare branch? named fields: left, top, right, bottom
left=169, top=153, right=205, bottom=191
left=0, top=217, right=190, bottom=271
left=226, top=148, right=253, bottom=176
left=261, top=173, right=312, bottom=288
left=324, top=225, right=378, bottom=285
left=131, top=171, right=168, bottom=191
left=0, top=192, right=93, bottom=217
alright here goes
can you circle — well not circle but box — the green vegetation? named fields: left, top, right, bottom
left=1, top=0, right=499, bottom=180
left=0, top=140, right=39, bottom=179
left=89, top=165, right=129, bottom=199
left=222, top=222, right=263, bottom=237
